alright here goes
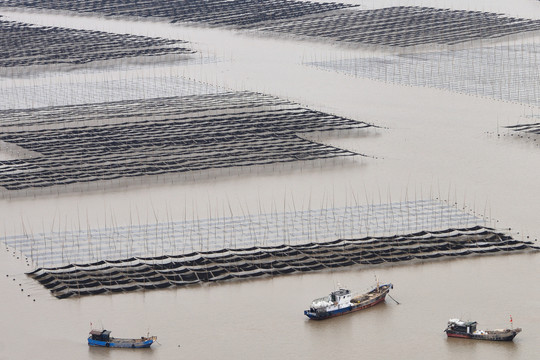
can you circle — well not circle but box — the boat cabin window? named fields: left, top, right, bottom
left=453, top=325, right=468, bottom=333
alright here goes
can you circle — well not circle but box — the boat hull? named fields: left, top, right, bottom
left=304, top=294, right=386, bottom=320
left=304, top=284, right=391, bottom=320
left=445, top=330, right=519, bottom=341
left=88, top=338, right=154, bottom=348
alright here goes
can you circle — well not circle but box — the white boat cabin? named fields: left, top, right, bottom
left=310, top=288, right=352, bottom=310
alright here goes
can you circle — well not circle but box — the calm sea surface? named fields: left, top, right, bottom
left=1, top=250, right=538, bottom=360
left=1, top=1, right=539, bottom=359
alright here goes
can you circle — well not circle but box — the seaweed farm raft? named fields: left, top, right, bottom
left=10, top=200, right=537, bottom=298
left=0, top=90, right=370, bottom=193
left=5, top=200, right=489, bottom=267
left=25, top=225, right=538, bottom=298
left=243, top=6, right=540, bottom=47
left=308, top=43, right=540, bottom=108
left=0, top=16, right=194, bottom=69
left=4, top=2, right=540, bottom=47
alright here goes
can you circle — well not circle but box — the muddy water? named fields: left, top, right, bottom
left=1, top=248, right=538, bottom=360
left=0, top=0, right=540, bottom=359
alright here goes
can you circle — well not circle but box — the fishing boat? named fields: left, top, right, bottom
left=304, top=282, right=393, bottom=320
left=444, top=319, right=521, bottom=341
left=88, top=329, right=157, bottom=348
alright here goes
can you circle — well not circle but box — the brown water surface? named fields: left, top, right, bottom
left=1, top=249, right=538, bottom=360
left=0, top=1, right=539, bottom=359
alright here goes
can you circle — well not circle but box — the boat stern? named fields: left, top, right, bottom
left=304, top=310, right=317, bottom=319
left=134, top=338, right=155, bottom=348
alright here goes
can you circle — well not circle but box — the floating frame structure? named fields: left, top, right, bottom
left=5, top=200, right=484, bottom=268
left=0, top=16, right=194, bottom=68
left=0, top=0, right=355, bottom=27
left=0, top=91, right=371, bottom=191
left=26, top=225, right=538, bottom=299
left=4, top=3, right=540, bottom=47
left=308, top=43, right=540, bottom=108
left=506, top=122, right=540, bottom=135
left=248, top=7, right=540, bottom=47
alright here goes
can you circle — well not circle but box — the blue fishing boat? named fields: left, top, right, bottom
left=304, top=282, right=393, bottom=320
left=88, top=329, right=157, bottom=348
